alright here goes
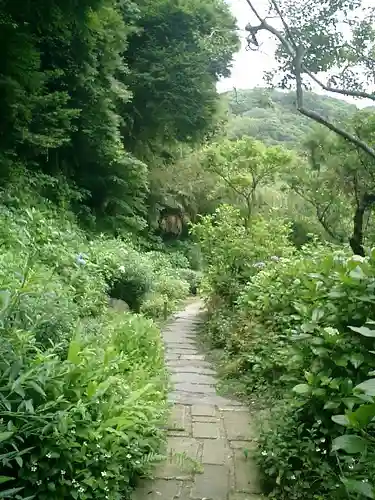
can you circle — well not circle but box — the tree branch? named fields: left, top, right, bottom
left=305, top=70, right=375, bottom=101
left=244, top=0, right=375, bottom=159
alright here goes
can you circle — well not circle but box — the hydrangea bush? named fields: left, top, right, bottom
left=0, top=191, right=192, bottom=498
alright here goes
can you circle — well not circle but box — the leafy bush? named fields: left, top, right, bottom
left=192, top=205, right=294, bottom=306
left=0, top=195, right=182, bottom=499
left=1, top=306, right=168, bottom=499
left=177, top=269, right=202, bottom=295
left=197, top=204, right=375, bottom=498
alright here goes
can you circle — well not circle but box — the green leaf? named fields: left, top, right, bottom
left=349, top=325, right=375, bottom=337
left=342, top=478, right=374, bottom=498
left=29, top=381, right=46, bottom=398
left=292, top=383, right=310, bottom=394
left=0, top=432, right=13, bottom=443
left=352, top=403, right=375, bottom=427
left=332, top=414, right=350, bottom=426
left=0, top=487, right=24, bottom=498
left=349, top=266, right=365, bottom=279
left=355, top=379, right=375, bottom=397
left=324, top=400, right=340, bottom=410
left=0, top=477, right=13, bottom=485
left=87, top=381, right=97, bottom=399
left=312, top=307, right=324, bottom=322
left=332, top=434, right=367, bottom=454
left=349, top=353, right=365, bottom=368
left=67, top=340, right=81, bottom=365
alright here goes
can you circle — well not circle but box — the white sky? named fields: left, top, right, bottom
left=217, top=0, right=276, bottom=93
left=217, top=0, right=373, bottom=108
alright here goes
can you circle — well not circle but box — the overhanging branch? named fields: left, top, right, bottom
left=244, top=0, right=375, bottom=160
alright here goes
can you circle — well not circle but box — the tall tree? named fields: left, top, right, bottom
left=285, top=110, right=375, bottom=254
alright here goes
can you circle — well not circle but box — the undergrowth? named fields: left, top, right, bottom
left=194, top=205, right=375, bottom=500
left=0, top=173, right=197, bottom=499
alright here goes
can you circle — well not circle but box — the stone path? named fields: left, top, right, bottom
left=133, top=301, right=263, bottom=500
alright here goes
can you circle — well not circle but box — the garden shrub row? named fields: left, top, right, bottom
left=0, top=183, right=196, bottom=498
left=194, top=206, right=375, bottom=500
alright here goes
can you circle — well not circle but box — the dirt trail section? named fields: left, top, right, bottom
left=133, top=301, right=263, bottom=500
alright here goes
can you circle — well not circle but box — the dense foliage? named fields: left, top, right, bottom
left=0, top=170, right=198, bottom=499
left=196, top=204, right=375, bottom=498
left=0, top=0, right=238, bottom=234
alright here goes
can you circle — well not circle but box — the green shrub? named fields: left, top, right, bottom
left=197, top=205, right=375, bottom=498
left=237, top=249, right=375, bottom=498
left=0, top=193, right=173, bottom=499
left=0, top=280, right=168, bottom=500
left=192, top=205, right=295, bottom=306
left=140, top=294, right=170, bottom=319
left=177, top=268, right=202, bottom=295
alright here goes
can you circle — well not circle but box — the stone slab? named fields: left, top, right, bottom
left=223, top=411, right=257, bottom=441
left=192, top=405, right=217, bottom=417
left=132, top=479, right=181, bottom=499
left=168, top=404, right=191, bottom=433
left=192, top=421, right=220, bottom=439
left=190, top=464, right=230, bottom=500
left=172, top=372, right=217, bottom=385
left=234, top=450, right=262, bottom=494
left=202, top=439, right=230, bottom=465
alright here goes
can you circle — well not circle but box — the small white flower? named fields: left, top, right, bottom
left=61, top=470, right=66, bottom=475
left=37, top=480, right=42, bottom=486
left=291, top=474, right=296, bottom=480
left=126, top=453, right=132, bottom=459
left=101, top=471, right=107, bottom=477
left=78, top=487, right=85, bottom=493
left=349, top=465, right=354, bottom=470
left=31, top=466, right=37, bottom=472
left=261, top=451, right=267, bottom=456
left=46, top=453, right=52, bottom=459
left=119, top=265, right=125, bottom=272
left=96, top=444, right=101, bottom=448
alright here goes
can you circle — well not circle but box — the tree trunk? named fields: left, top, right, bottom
left=349, top=193, right=375, bottom=256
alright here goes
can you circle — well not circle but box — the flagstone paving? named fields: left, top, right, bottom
left=133, top=301, right=264, bottom=500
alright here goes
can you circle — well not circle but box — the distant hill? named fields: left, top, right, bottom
left=222, top=88, right=357, bottom=149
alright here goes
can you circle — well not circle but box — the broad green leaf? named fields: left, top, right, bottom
left=67, top=340, right=81, bottom=365
left=332, top=414, right=350, bottom=426
left=87, top=381, right=97, bottom=399
left=312, top=307, right=324, bottom=322
left=292, top=383, right=310, bottom=395
left=332, top=434, right=367, bottom=454
left=349, top=266, right=365, bottom=279
left=342, top=478, right=374, bottom=498
left=349, top=353, right=365, bottom=368
left=349, top=325, right=375, bottom=338
left=352, top=403, right=375, bottom=427
left=355, top=379, right=375, bottom=397
left=324, top=400, right=340, bottom=410
left=0, top=432, right=13, bottom=443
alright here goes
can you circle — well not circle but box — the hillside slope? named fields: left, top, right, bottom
left=222, top=88, right=357, bottom=148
